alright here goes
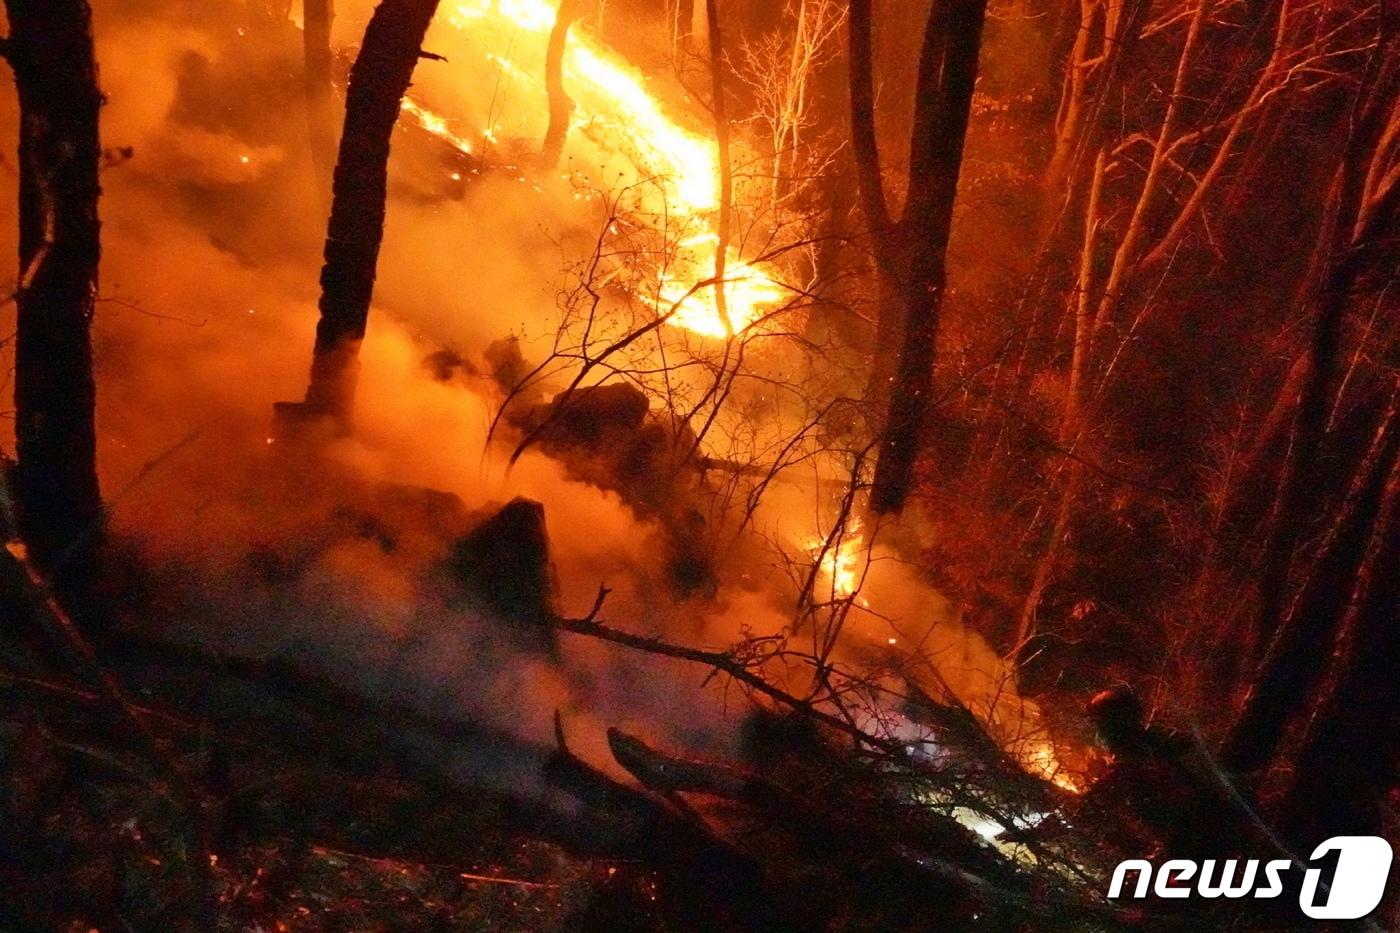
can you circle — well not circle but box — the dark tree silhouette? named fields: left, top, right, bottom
left=2, top=0, right=103, bottom=573
left=1220, top=16, right=1400, bottom=758
left=297, top=0, right=443, bottom=427
left=705, top=0, right=733, bottom=335
left=1224, top=379, right=1400, bottom=773
left=849, top=0, right=988, bottom=514
left=1280, top=417, right=1400, bottom=844
left=541, top=0, right=585, bottom=169
left=1246, top=20, right=1400, bottom=665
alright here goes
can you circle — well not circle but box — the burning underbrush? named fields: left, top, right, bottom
left=87, top=325, right=1100, bottom=926
left=73, top=324, right=1100, bottom=927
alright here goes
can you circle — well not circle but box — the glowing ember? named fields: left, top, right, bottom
left=414, top=0, right=786, bottom=337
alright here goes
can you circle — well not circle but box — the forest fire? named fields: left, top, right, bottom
left=806, top=516, right=866, bottom=602
left=421, top=0, right=786, bottom=337
left=400, top=96, right=474, bottom=154
left=1, top=0, right=1397, bottom=929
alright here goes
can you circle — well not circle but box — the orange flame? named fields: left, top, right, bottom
left=415, top=0, right=785, bottom=337
left=806, top=517, right=865, bottom=602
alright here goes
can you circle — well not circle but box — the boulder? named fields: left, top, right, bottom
left=516, top=384, right=716, bottom=597
left=449, top=497, right=558, bottom=653
left=529, top=383, right=649, bottom=444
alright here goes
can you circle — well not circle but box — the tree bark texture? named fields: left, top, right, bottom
left=303, top=0, right=442, bottom=424
left=4, top=0, right=104, bottom=572
left=849, top=0, right=988, bottom=514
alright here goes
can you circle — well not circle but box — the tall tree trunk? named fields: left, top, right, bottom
left=1222, top=377, right=1400, bottom=773
left=706, top=0, right=733, bottom=335
left=1247, top=28, right=1400, bottom=663
left=298, top=0, right=442, bottom=427
left=3, top=0, right=103, bottom=574
left=802, top=158, right=857, bottom=347
left=1012, top=148, right=1105, bottom=651
left=1040, top=0, right=1147, bottom=238
left=848, top=0, right=895, bottom=399
left=849, top=0, right=988, bottom=514
left=541, top=0, right=584, bottom=169
left=689, top=0, right=708, bottom=50
left=1221, top=14, right=1400, bottom=774
left=667, top=0, right=695, bottom=54
left=303, top=0, right=338, bottom=191
left=1247, top=170, right=1361, bottom=666
left=1279, top=436, right=1400, bottom=845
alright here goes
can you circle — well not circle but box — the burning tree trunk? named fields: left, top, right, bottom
left=303, top=0, right=338, bottom=189
left=849, top=0, right=988, bottom=514
left=2, top=0, right=104, bottom=573
left=705, top=0, right=734, bottom=336
left=541, top=0, right=584, bottom=169
left=297, top=0, right=442, bottom=427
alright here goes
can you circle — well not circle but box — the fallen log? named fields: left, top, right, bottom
left=547, top=716, right=770, bottom=929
